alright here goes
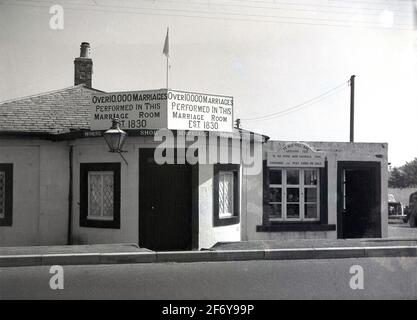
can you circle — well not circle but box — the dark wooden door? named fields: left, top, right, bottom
left=139, top=148, right=192, bottom=251
left=337, top=162, right=381, bottom=239
left=343, top=169, right=372, bottom=238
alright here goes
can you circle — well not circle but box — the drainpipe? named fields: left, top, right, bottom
left=67, top=145, right=73, bottom=245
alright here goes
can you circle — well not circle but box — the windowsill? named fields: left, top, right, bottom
left=0, top=219, right=12, bottom=227
left=87, top=216, right=114, bottom=221
left=256, top=223, right=336, bottom=232
left=214, top=215, right=240, bottom=227
left=81, top=218, right=120, bottom=229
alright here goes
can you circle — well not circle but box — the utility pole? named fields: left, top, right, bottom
left=349, top=75, right=355, bottom=142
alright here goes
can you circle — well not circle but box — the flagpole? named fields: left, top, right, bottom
left=166, top=56, right=169, bottom=89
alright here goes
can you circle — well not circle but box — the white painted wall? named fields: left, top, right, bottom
left=246, top=141, right=388, bottom=241
left=38, top=143, right=69, bottom=245
left=0, top=132, right=264, bottom=249
left=241, top=140, right=263, bottom=241
left=197, top=136, right=258, bottom=249
left=0, top=140, right=69, bottom=246
left=71, top=135, right=260, bottom=249
left=1, top=136, right=386, bottom=247
left=197, top=164, right=241, bottom=249
left=71, top=138, right=142, bottom=245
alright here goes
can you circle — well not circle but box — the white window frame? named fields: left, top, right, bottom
left=87, top=171, right=114, bottom=221
left=218, top=171, right=234, bottom=219
left=269, top=168, right=320, bottom=222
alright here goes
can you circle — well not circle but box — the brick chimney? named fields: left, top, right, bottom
left=74, top=42, right=93, bottom=88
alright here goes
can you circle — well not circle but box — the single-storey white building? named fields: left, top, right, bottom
left=0, top=43, right=388, bottom=249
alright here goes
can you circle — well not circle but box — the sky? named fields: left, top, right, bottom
left=0, top=0, right=416, bottom=167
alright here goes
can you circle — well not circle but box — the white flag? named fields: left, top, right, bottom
left=163, top=27, right=169, bottom=58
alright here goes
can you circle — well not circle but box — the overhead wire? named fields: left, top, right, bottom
left=240, top=80, right=349, bottom=122
left=14, top=0, right=415, bottom=16
left=192, top=0, right=414, bottom=13
left=137, top=0, right=414, bottom=20
left=1, top=0, right=414, bottom=30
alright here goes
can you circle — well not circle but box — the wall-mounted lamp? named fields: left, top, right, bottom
left=103, top=119, right=128, bottom=165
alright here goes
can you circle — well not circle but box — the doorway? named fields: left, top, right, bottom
left=337, top=161, right=381, bottom=238
left=139, top=148, right=196, bottom=251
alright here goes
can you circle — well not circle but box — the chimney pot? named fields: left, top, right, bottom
left=80, top=42, right=90, bottom=58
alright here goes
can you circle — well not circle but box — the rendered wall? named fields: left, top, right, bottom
left=71, top=137, right=141, bottom=245
left=197, top=164, right=241, bottom=249
left=246, top=141, right=388, bottom=241
left=0, top=139, right=69, bottom=246
left=0, top=133, right=264, bottom=248
left=71, top=134, right=259, bottom=249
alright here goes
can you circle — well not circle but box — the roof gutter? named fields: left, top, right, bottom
left=0, top=130, right=95, bottom=141
left=1, top=129, right=269, bottom=143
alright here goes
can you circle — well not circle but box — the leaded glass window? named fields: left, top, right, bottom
left=88, top=171, right=114, bottom=220
left=219, top=171, right=234, bottom=219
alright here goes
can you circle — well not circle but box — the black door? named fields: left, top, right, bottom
left=139, top=148, right=192, bottom=251
left=337, top=162, right=381, bottom=239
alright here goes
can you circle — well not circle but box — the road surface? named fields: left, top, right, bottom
left=1, top=257, right=416, bottom=299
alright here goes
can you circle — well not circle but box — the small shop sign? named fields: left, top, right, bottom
left=267, top=142, right=325, bottom=167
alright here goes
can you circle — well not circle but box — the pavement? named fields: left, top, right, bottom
left=0, top=223, right=416, bottom=267
left=210, top=237, right=417, bottom=251
left=1, top=232, right=417, bottom=267
left=3, top=224, right=417, bottom=300
left=2, top=257, right=417, bottom=299
left=388, top=223, right=417, bottom=238
left=0, top=243, right=147, bottom=256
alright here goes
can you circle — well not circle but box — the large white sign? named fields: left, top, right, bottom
left=90, top=89, right=234, bottom=133
left=167, top=90, right=233, bottom=132
left=90, top=89, right=167, bottom=130
left=267, top=142, right=325, bottom=167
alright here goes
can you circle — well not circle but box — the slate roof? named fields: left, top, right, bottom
left=0, top=85, right=269, bottom=141
left=0, top=85, right=103, bottom=135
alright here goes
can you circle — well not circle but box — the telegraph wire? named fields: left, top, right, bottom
left=240, top=80, right=349, bottom=122
left=328, top=0, right=412, bottom=7
left=139, top=0, right=413, bottom=18
left=194, top=0, right=413, bottom=13
left=220, top=0, right=411, bottom=7
left=5, top=1, right=414, bottom=26
left=241, top=85, right=348, bottom=123
left=1, top=0, right=414, bottom=30
left=15, top=0, right=414, bottom=14
left=241, top=81, right=348, bottom=121
left=15, top=0, right=415, bottom=16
